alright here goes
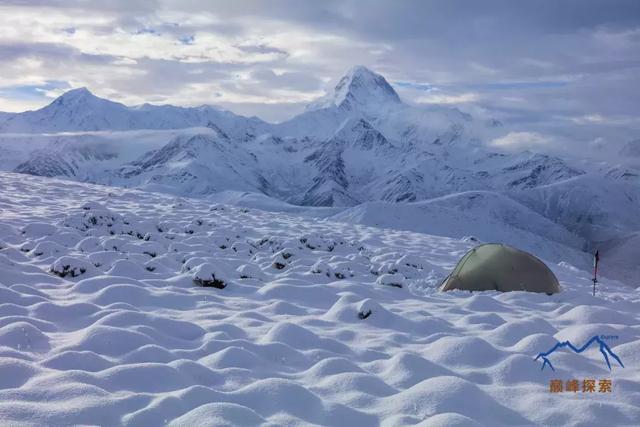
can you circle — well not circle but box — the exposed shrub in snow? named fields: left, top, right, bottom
left=192, top=262, right=230, bottom=289
left=181, top=256, right=212, bottom=273
left=376, top=273, right=405, bottom=288
left=63, top=208, right=122, bottom=232
left=392, top=254, right=426, bottom=279
left=81, top=201, right=106, bottom=211
left=63, top=206, right=152, bottom=240
left=30, top=241, right=65, bottom=258
left=87, top=251, right=121, bottom=269
left=212, top=236, right=231, bottom=250
left=237, top=264, right=265, bottom=280
left=330, top=261, right=355, bottom=279
left=299, top=234, right=335, bottom=252
left=310, top=261, right=331, bottom=276
left=358, top=309, right=372, bottom=319
left=50, top=256, right=93, bottom=278
left=357, top=299, right=376, bottom=320
left=19, top=241, right=35, bottom=253
left=396, top=254, right=424, bottom=270
left=121, top=241, right=165, bottom=258
left=231, top=241, right=254, bottom=256
left=100, top=237, right=130, bottom=252
left=272, top=261, right=286, bottom=270
left=276, top=248, right=295, bottom=260
left=372, top=261, right=398, bottom=276
left=75, top=236, right=101, bottom=252
left=271, top=249, right=295, bottom=270
left=144, top=254, right=179, bottom=274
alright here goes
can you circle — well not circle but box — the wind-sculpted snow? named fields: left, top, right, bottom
left=0, top=172, right=639, bottom=426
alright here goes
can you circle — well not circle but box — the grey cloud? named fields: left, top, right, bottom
left=249, top=69, right=322, bottom=91
left=0, top=0, right=638, bottom=146
left=0, top=42, right=115, bottom=68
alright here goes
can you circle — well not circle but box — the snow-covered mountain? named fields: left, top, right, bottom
left=0, top=87, right=268, bottom=139
left=2, top=67, right=578, bottom=208
left=1, top=65, right=638, bottom=284
left=112, top=130, right=265, bottom=196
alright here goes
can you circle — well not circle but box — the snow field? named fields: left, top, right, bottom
left=0, top=172, right=639, bottom=426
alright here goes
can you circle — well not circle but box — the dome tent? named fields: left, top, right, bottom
left=440, top=243, right=561, bottom=294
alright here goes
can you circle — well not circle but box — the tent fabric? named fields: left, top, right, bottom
left=440, top=243, right=561, bottom=294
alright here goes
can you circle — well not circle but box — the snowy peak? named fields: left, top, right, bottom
left=53, top=87, right=95, bottom=102
left=47, top=87, right=123, bottom=110
left=307, top=66, right=402, bottom=111
left=0, top=87, right=133, bottom=133
left=334, top=66, right=402, bottom=108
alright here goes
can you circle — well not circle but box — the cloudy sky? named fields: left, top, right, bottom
left=0, top=0, right=639, bottom=151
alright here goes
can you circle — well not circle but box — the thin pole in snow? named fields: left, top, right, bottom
left=592, top=250, right=599, bottom=297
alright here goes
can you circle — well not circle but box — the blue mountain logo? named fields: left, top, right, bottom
left=535, top=335, right=625, bottom=371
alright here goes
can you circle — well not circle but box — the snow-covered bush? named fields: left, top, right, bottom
left=329, top=260, right=355, bottom=279
left=87, top=251, right=120, bottom=269
left=30, top=241, right=65, bottom=258
left=63, top=208, right=123, bottom=232
left=211, top=235, right=231, bottom=250
left=376, top=273, right=405, bottom=288
left=19, top=241, right=36, bottom=253
left=231, top=241, right=254, bottom=256
left=299, top=234, right=335, bottom=252
left=75, top=236, right=101, bottom=253
left=121, top=241, right=166, bottom=258
left=236, top=263, right=265, bottom=280
left=357, top=299, right=376, bottom=320
left=310, top=261, right=331, bottom=277
left=50, top=256, right=93, bottom=278
left=181, top=256, right=211, bottom=273
left=81, top=201, right=105, bottom=211
left=271, top=249, right=295, bottom=270
left=192, top=262, right=231, bottom=289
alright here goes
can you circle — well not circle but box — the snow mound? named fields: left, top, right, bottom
left=0, top=172, right=638, bottom=426
left=50, top=256, right=94, bottom=278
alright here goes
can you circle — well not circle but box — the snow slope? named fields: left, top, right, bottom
left=328, top=190, right=589, bottom=268
left=0, top=172, right=638, bottom=426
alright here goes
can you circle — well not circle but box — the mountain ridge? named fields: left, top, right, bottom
left=2, top=66, right=638, bottom=284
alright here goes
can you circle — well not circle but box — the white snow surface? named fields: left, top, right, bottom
left=0, top=172, right=639, bottom=426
